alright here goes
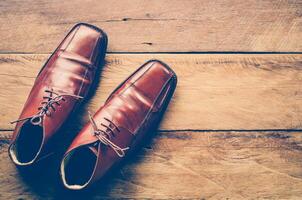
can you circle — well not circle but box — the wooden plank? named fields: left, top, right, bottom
left=0, top=131, right=11, bottom=140
left=1, top=54, right=302, bottom=131
left=0, top=0, right=301, bottom=53
left=0, top=130, right=302, bottom=199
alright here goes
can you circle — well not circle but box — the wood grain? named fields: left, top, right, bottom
left=0, top=0, right=301, bottom=53
left=0, top=54, right=302, bottom=131
left=0, top=130, right=301, bottom=199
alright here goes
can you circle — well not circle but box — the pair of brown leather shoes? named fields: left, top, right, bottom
left=8, top=23, right=177, bottom=190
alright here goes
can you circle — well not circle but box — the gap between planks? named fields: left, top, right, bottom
left=1, top=129, right=302, bottom=141
left=0, top=52, right=302, bottom=55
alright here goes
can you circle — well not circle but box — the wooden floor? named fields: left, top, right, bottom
left=0, top=0, right=301, bottom=199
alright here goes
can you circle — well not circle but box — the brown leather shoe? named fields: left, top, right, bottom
left=60, top=60, right=177, bottom=190
left=9, top=23, right=108, bottom=166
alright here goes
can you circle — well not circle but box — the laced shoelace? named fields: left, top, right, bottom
left=11, top=89, right=83, bottom=126
left=88, top=111, right=129, bottom=157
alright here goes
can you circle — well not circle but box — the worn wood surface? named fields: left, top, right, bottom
left=0, top=54, right=302, bottom=131
left=1, top=0, right=302, bottom=199
left=1, top=53, right=301, bottom=199
left=0, top=130, right=302, bottom=199
left=0, top=0, right=302, bottom=53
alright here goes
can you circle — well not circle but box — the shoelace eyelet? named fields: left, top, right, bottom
left=10, top=89, right=83, bottom=125
left=88, top=111, right=129, bottom=157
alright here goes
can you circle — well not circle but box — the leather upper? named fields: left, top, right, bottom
left=9, top=23, right=107, bottom=165
left=61, top=60, right=177, bottom=189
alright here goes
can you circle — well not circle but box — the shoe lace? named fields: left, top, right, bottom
left=88, top=111, right=129, bottom=157
left=11, top=88, right=83, bottom=125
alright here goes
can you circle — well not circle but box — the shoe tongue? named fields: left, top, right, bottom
left=87, top=143, right=99, bottom=156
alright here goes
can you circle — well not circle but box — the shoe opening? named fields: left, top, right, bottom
left=60, top=145, right=98, bottom=190
left=9, top=120, right=44, bottom=166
